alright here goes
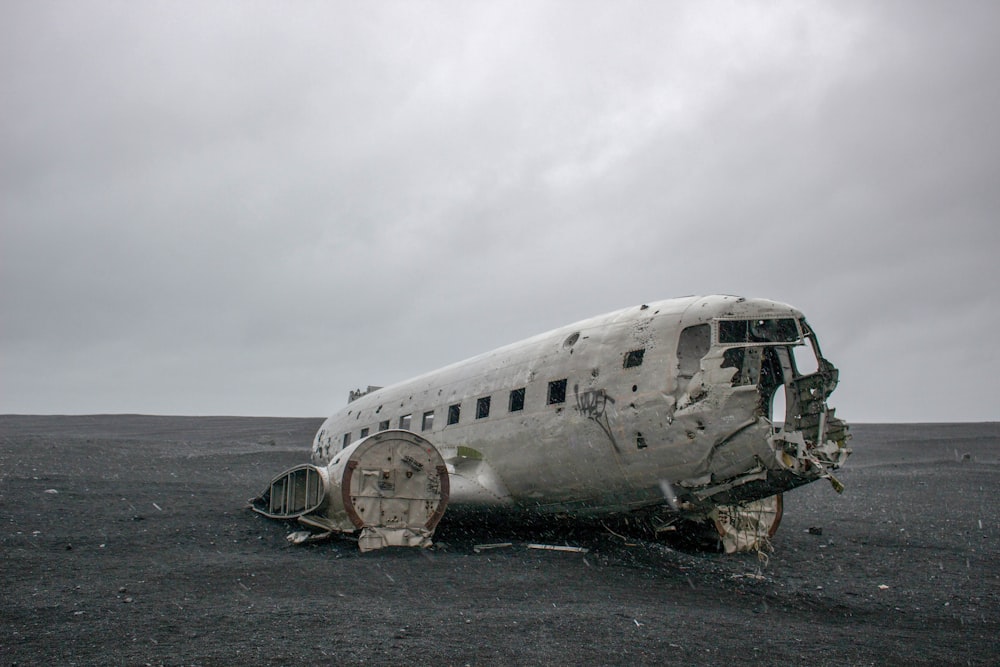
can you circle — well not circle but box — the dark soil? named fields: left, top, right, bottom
left=1, top=416, right=997, bottom=666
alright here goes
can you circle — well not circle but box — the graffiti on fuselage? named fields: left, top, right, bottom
left=574, top=384, right=619, bottom=451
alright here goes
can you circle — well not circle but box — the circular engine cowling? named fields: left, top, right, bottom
left=327, top=430, right=449, bottom=550
left=252, top=430, right=449, bottom=551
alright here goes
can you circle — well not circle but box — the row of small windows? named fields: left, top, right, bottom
left=340, top=378, right=573, bottom=447
left=339, top=347, right=646, bottom=448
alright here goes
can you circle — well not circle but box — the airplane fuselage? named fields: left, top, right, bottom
left=308, top=295, right=849, bottom=525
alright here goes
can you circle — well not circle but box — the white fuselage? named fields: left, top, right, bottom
left=310, top=295, right=849, bottom=519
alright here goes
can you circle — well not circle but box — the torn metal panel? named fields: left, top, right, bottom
left=527, top=544, right=590, bottom=554
left=358, top=526, right=435, bottom=552
left=712, top=494, right=783, bottom=554
left=443, top=445, right=512, bottom=505
left=286, top=530, right=332, bottom=545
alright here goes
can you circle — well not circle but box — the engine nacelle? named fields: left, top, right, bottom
left=251, top=430, right=449, bottom=551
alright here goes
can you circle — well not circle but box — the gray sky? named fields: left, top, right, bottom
left=2, top=1, right=998, bottom=422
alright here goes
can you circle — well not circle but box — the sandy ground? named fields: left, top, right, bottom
left=1, top=416, right=997, bottom=666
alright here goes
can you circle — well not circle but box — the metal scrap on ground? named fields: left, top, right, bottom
left=527, top=543, right=590, bottom=554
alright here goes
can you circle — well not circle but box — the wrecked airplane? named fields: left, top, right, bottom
left=251, top=295, right=850, bottom=553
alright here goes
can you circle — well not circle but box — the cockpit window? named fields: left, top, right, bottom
left=717, top=318, right=800, bottom=344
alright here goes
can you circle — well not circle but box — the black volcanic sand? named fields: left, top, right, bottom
left=1, top=416, right=997, bottom=666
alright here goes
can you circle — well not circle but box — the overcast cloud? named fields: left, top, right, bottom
left=2, top=1, right=998, bottom=422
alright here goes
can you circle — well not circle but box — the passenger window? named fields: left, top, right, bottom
left=447, top=403, right=461, bottom=425
left=378, top=420, right=389, bottom=432
left=476, top=396, right=491, bottom=419
left=399, top=414, right=412, bottom=430
left=422, top=411, right=434, bottom=431
left=360, top=427, right=369, bottom=438
left=342, top=433, right=351, bottom=448
left=548, top=379, right=567, bottom=405
left=624, top=349, right=645, bottom=368
left=509, top=387, right=525, bottom=412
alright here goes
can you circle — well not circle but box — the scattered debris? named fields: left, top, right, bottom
left=807, top=526, right=823, bottom=535
left=152, top=503, right=162, bottom=512
left=527, top=543, right=589, bottom=554
left=286, top=530, right=332, bottom=544
left=878, top=584, right=890, bottom=590
left=44, top=489, right=58, bottom=494
left=600, top=521, right=639, bottom=545
left=473, top=542, right=513, bottom=553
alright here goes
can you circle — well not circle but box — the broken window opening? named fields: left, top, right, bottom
left=476, top=396, right=491, bottom=419
left=447, top=403, right=461, bottom=425
left=792, top=340, right=820, bottom=376
left=360, top=427, right=369, bottom=438
left=342, top=433, right=351, bottom=449
left=422, top=411, right=434, bottom=431
left=623, top=349, right=645, bottom=368
left=399, top=414, right=412, bottom=430
left=548, top=379, right=567, bottom=405
left=722, top=347, right=761, bottom=387
left=378, top=420, right=389, bottom=432
left=636, top=433, right=647, bottom=449
left=771, top=385, right=787, bottom=430
left=724, top=346, right=788, bottom=418
left=509, top=387, right=525, bottom=412
left=757, top=346, right=785, bottom=417
left=677, top=324, right=711, bottom=380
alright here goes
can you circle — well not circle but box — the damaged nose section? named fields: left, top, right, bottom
left=773, top=356, right=851, bottom=491
left=250, top=430, right=449, bottom=552
left=677, top=351, right=850, bottom=554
